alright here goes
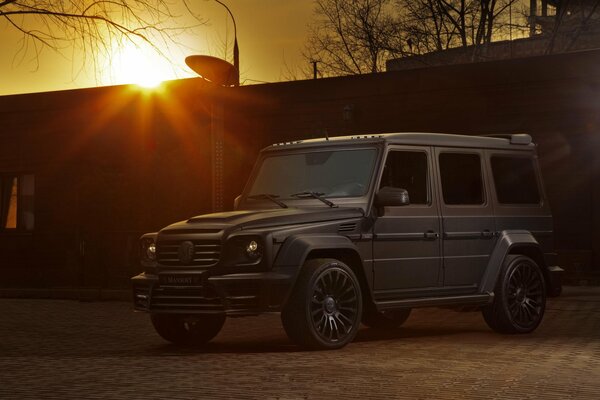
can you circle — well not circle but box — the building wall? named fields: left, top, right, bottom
left=386, top=33, right=600, bottom=72
left=0, top=80, right=215, bottom=288
left=1, top=49, right=599, bottom=290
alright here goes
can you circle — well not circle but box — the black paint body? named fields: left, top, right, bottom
left=131, top=133, right=562, bottom=316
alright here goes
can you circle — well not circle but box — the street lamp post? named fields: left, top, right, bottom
left=183, top=1, right=239, bottom=212
left=214, top=0, right=239, bottom=86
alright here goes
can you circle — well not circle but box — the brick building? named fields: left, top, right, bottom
left=1, top=49, right=599, bottom=293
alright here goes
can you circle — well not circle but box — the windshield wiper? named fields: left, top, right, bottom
left=291, top=191, right=337, bottom=208
left=247, top=193, right=288, bottom=208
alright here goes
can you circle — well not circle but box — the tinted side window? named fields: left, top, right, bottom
left=379, top=151, right=429, bottom=204
left=491, top=156, right=540, bottom=204
left=439, top=153, right=484, bottom=205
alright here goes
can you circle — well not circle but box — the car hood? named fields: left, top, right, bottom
left=161, top=207, right=364, bottom=232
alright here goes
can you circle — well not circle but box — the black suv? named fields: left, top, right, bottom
left=132, top=133, right=562, bottom=349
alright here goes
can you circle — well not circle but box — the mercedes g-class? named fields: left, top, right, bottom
left=132, top=133, right=562, bottom=349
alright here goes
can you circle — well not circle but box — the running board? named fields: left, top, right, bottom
left=375, top=292, right=494, bottom=311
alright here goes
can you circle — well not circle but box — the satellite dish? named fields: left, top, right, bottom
left=185, top=55, right=238, bottom=87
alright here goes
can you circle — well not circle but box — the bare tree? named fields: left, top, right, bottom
left=304, top=0, right=525, bottom=77
left=304, top=0, right=400, bottom=77
left=398, top=0, right=522, bottom=53
left=0, top=1, right=205, bottom=71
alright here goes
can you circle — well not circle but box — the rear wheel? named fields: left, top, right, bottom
left=151, top=313, right=225, bottom=345
left=483, top=255, right=546, bottom=334
left=282, top=258, right=362, bottom=350
left=362, top=308, right=411, bottom=330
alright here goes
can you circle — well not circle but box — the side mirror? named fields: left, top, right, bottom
left=233, top=195, right=242, bottom=210
left=375, top=187, right=410, bottom=208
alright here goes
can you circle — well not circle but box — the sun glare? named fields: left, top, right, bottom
left=104, top=42, right=179, bottom=88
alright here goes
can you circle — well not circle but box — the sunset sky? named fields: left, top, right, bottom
left=0, top=1, right=314, bottom=96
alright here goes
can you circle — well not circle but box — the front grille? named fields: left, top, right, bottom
left=157, top=239, right=221, bottom=267
left=132, top=280, right=263, bottom=314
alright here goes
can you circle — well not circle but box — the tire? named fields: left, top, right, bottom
left=482, top=255, right=546, bottom=334
left=362, top=308, right=411, bottom=330
left=150, top=313, right=226, bottom=346
left=281, top=258, right=363, bottom=350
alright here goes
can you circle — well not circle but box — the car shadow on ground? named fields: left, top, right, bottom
left=139, top=324, right=494, bottom=356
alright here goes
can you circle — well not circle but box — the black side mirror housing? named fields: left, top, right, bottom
left=375, top=187, right=410, bottom=208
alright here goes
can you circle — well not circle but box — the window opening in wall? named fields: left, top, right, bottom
left=4, top=177, right=17, bottom=229
left=1, top=174, right=34, bottom=231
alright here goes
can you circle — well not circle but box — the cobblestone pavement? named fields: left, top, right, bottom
left=1, top=287, right=599, bottom=400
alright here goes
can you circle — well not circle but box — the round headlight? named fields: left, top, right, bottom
left=145, top=242, right=156, bottom=261
left=245, top=240, right=260, bottom=258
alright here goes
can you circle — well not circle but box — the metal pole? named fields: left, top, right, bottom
left=211, top=100, right=225, bottom=212
left=214, top=0, right=239, bottom=86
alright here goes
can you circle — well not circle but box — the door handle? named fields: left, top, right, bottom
left=424, top=231, right=439, bottom=240
left=481, top=229, right=495, bottom=238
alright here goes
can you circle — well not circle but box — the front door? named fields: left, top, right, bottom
left=373, top=147, right=442, bottom=297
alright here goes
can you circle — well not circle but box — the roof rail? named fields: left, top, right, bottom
left=482, top=133, right=532, bottom=145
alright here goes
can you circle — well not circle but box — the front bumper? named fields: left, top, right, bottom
left=131, top=269, right=295, bottom=316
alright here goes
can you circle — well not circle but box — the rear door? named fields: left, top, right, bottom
left=486, top=150, right=553, bottom=255
left=435, top=148, right=497, bottom=289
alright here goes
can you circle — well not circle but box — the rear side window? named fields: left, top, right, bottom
left=439, top=153, right=484, bottom=205
left=491, top=156, right=540, bottom=204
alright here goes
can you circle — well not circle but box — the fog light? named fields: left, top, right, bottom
left=245, top=240, right=260, bottom=258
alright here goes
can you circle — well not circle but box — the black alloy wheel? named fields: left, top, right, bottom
left=282, top=258, right=362, bottom=350
left=506, top=260, right=545, bottom=327
left=483, top=255, right=546, bottom=334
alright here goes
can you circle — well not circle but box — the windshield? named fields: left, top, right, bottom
left=247, top=148, right=377, bottom=199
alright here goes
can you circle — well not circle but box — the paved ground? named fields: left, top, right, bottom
left=1, top=287, right=599, bottom=399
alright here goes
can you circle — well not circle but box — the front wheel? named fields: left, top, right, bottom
left=483, top=255, right=546, bottom=334
left=151, top=313, right=226, bottom=346
left=282, top=258, right=363, bottom=350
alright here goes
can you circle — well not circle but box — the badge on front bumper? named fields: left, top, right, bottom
left=159, top=275, right=202, bottom=285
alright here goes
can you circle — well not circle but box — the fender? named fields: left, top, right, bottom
left=479, top=230, right=542, bottom=293
left=273, top=234, right=362, bottom=271
left=273, top=234, right=366, bottom=309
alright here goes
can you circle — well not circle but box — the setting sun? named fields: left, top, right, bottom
left=104, top=41, right=180, bottom=88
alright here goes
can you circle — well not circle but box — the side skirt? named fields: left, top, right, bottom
left=375, top=292, right=494, bottom=311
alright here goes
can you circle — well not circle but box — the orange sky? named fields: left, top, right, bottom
left=0, top=1, right=314, bottom=96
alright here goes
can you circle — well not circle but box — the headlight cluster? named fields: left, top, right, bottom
left=140, top=238, right=157, bottom=262
left=245, top=240, right=260, bottom=259
left=226, top=236, right=263, bottom=266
